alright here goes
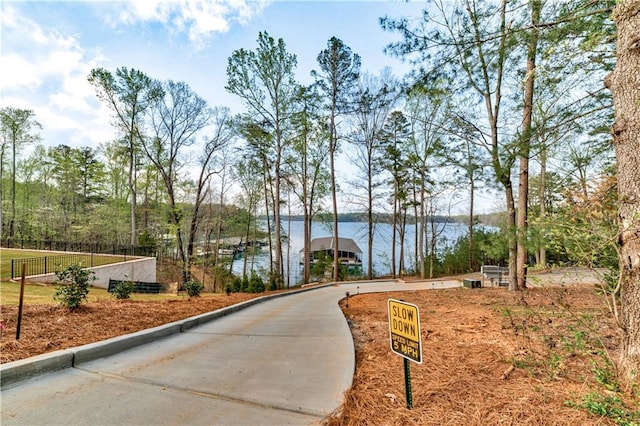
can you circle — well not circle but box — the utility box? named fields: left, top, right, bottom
left=463, top=279, right=481, bottom=289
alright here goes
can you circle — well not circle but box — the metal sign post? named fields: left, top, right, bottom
left=16, top=263, right=26, bottom=340
left=388, top=299, right=422, bottom=409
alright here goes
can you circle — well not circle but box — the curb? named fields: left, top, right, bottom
left=1, top=283, right=332, bottom=390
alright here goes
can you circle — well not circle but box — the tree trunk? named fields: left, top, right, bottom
left=274, top=141, right=283, bottom=288
left=538, top=144, right=547, bottom=268
left=10, top=138, right=16, bottom=238
left=516, top=0, right=541, bottom=290
left=419, top=177, right=426, bottom=279
left=467, top=141, right=475, bottom=272
left=330, top=117, right=340, bottom=282
left=505, top=183, right=518, bottom=291
left=391, top=197, right=398, bottom=278
left=367, top=169, right=374, bottom=280
left=303, top=207, right=311, bottom=284
left=605, top=0, right=640, bottom=387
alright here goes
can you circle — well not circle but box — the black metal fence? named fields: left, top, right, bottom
left=2, top=238, right=157, bottom=257
left=10, top=253, right=129, bottom=280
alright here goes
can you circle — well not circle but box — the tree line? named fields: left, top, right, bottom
left=1, top=0, right=638, bottom=384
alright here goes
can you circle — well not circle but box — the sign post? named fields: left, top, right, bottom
left=388, top=299, right=422, bottom=409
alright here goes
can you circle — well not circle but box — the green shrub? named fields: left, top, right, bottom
left=54, top=264, right=95, bottom=310
left=112, top=280, right=134, bottom=299
left=242, top=275, right=250, bottom=292
left=249, top=272, right=265, bottom=293
left=232, top=277, right=242, bottom=293
left=185, top=280, right=204, bottom=297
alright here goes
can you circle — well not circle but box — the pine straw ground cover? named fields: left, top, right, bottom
left=325, top=286, right=639, bottom=426
left=0, top=292, right=263, bottom=363
left=1, top=282, right=639, bottom=425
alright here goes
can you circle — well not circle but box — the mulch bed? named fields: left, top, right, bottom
left=324, top=286, right=638, bottom=426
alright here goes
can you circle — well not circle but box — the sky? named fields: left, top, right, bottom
left=0, top=0, right=498, bottom=214
left=1, top=0, right=424, bottom=147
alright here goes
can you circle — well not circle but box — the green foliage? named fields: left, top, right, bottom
left=423, top=227, right=509, bottom=277
left=268, top=272, right=279, bottom=291
left=566, top=392, right=639, bottom=426
left=136, top=231, right=158, bottom=256
left=184, top=280, right=204, bottom=297
left=242, top=275, right=250, bottom=292
left=54, top=263, right=95, bottom=310
left=248, top=272, right=265, bottom=293
left=111, top=280, right=134, bottom=299
left=310, top=251, right=332, bottom=280
left=231, top=277, right=242, bottom=293
left=591, top=359, right=620, bottom=393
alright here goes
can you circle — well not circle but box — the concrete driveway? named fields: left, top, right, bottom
left=0, top=279, right=460, bottom=425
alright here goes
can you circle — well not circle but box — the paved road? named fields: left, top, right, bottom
left=1, top=280, right=460, bottom=425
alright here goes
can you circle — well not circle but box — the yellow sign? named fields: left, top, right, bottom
left=388, top=299, right=422, bottom=364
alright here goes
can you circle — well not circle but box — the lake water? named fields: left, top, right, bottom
left=232, top=219, right=471, bottom=286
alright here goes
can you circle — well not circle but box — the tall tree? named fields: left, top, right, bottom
left=143, top=80, right=212, bottom=285
left=405, top=85, right=449, bottom=278
left=286, top=86, right=330, bottom=284
left=88, top=67, right=164, bottom=247
left=227, top=31, right=298, bottom=288
left=312, top=37, right=361, bottom=281
left=0, top=107, right=41, bottom=239
left=347, top=69, right=398, bottom=279
left=604, top=0, right=640, bottom=387
left=381, top=110, right=412, bottom=278
left=383, top=0, right=521, bottom=288
left=516, top=0, right=542, bottom=289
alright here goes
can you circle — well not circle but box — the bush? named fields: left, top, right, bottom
left=232, top=277, right=242, bottom=293
left=54, top=264, right=95, bottom=310
left=249, top=272, right=265, bottom=293
left=185, top=280, right=204, bottom=297
left=242, top=275, right=250, bottom=292
left=112, top=280, right=134, bottom=299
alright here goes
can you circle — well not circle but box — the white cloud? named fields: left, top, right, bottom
left=116, top=0, right=268, bottom=48
left=0, top=54, right=42, bottom=90
left=0, top=4, right=112, bottom=147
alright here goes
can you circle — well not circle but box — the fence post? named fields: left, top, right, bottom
left=44, top=256, right=48, bottom=275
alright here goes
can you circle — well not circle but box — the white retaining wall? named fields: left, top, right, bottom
left=24, top=257, right=157, bottom=289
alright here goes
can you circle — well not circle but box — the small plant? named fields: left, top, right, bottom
left=546, top=352, right=564, bottom=379
left=591, top=358, right=620, bottom=392
left=54, top=263, right=95, bottom=310
left=184, top=279, right=204, bottom=297
left=231, top=277, right=242, bottom=293
left=249, top=272, right=265, bottom=293
left=112, top=280, right=134, bottom=299
left=566, top=392, right=639, bottom=425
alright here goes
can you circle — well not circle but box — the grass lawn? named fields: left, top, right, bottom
left=0, top=280, right=199, bottom=305
left=0, top=248, right=168, bottom=305
left=1, top=248, right=134, bottom=281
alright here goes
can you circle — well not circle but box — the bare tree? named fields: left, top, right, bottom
left=346, top=69, right=398, bottom=279
left=142, top=80, right=212, bottom=285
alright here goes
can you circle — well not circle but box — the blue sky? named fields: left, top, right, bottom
left=1, top=0, right=425, bottom=150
